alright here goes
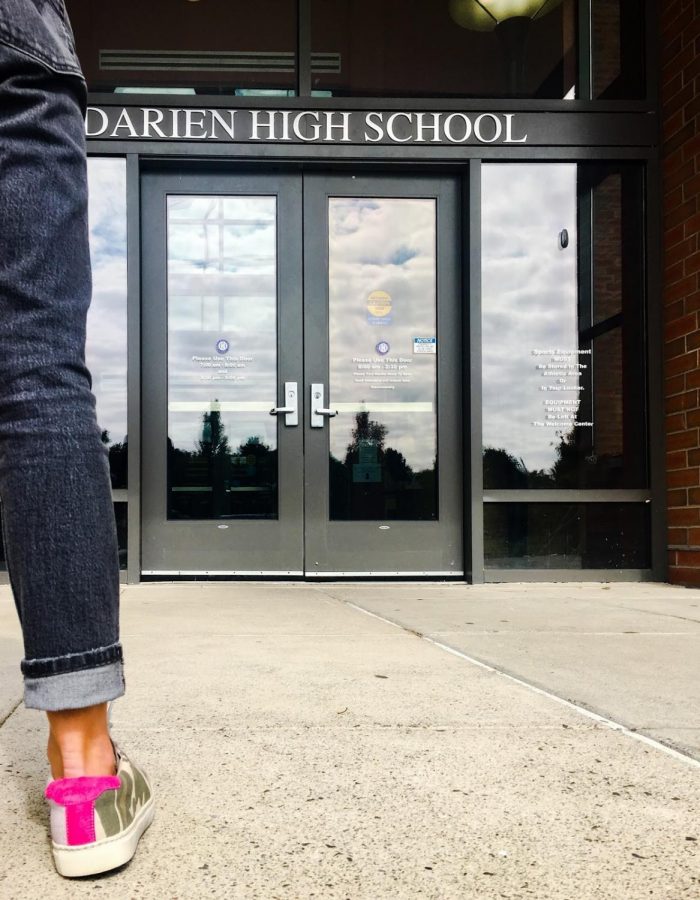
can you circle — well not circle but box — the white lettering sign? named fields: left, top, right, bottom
left=85, top=107, right=530, bottom=145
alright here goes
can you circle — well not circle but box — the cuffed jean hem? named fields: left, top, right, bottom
left=24, top=660, right=125, bottom=711
left=21, top=640, right=123, bottom=679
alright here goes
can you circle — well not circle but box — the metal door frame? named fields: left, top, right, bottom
left=302, top=174, right=464, bottom=577
left=140, top=171, right=305, bottom=575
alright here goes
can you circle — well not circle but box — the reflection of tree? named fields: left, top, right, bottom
left=331, top=411, right=436, bottom=521
left=483, top=447, right=528, bottom=489
left=345, top=410, right=387, bottom=459
left=384, top=447, right=413, bottom=484
left=167, top=409, right=277, bottom=520
left=550, top=429, right=581, bottom=487
left=234, top=435, right=278, bottom=502
left=483, top=446, right=552, bottom=489
left=99, top=428, right=128, bottom=489
left=198, top=407, right=230, bottom=460
left=108, top=438, right=128, bottom=489
left=484, top=424, right=624, bottom=490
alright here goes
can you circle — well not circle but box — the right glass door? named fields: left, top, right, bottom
left=303, top=176, right=463, bottom=576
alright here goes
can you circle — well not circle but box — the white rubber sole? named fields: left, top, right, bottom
left=51, top=798, right=155, bottom=878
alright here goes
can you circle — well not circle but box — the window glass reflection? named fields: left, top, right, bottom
left=312, top=0, right=576, bottom=99
left=167, top=196, right=278, bottom=520
left=482, top=164, right=578, bottom=485
left=328, top=198, right=438, bottom=520
left=592, top=0, right=645, bottom=99
left=86, top=158, right=128, bottom=489
left=592, top=172, right=622, bottom=325
left=65, top=0, right=297, bottom=94
left=114, top=502, right=128, bottom=570
left=481, top=163, right=647, bottom=490
left=484, top=503, right=651, bottom=569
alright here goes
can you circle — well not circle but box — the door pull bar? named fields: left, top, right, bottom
left=311, top=383, right=338, bottom=428
left=270, top=382, right=298, bottom=426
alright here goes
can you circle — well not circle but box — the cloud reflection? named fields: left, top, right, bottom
left=86, top=158, right=128, bottom=454
left=328, top=197, right=437, bottom=473
left=482, top=164, right=578, bottom=473
left=167, top=196, right=278, bottom=454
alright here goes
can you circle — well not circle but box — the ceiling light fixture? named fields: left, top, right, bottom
left=449, top=0, right=564, bottom=93
left=448, top=0, right=563, bottom=32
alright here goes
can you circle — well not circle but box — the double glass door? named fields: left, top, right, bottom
left=141, top=172, right=463, bottom=576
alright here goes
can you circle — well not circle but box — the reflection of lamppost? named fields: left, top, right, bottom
left=449, top=0, right=563, bottom=94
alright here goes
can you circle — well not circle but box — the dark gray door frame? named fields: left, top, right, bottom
left=303, top=174, right=464, bottom=577
left=139, top=171, right=305, bottom=575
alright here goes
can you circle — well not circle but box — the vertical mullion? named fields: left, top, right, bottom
left=645, top=158, right=666, bottom=581
left=297, top=0, right=312, bottom=97
left=125, top=153, right=141, bottom=584
left=467, top=161, right=484, bottom=583
left=578, top=0, right=592, bottom=100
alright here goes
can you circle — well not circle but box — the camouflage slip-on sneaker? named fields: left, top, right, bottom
left=44, top=743, right=155, bottom=878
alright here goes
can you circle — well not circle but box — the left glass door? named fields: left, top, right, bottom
left=141, top=173, right=304, bottom=575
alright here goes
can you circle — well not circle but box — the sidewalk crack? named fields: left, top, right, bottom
left=0, top=698, right=22, bottom=729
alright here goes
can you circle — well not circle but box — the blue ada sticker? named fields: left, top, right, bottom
left=375, top=341, right=390, bottom=355
left=413, top=337, right=436, bottom=354
left=216, top=339, right=230, bottom=354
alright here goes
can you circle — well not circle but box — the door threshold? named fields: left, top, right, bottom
left=142, top=570, right=304, bottom=577
left=307, top=571, right=464, bottom=578
left=141, top=571, right=465, bottom=580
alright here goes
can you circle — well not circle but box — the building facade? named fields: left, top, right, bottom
left=1, top=0, right=673, bottom=583
left=661, top=0, right=700, bottom=586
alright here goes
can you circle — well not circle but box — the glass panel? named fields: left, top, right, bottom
left=65, top=0, right=297, bottom=94
left=484, top=503, right=651, bottom=569
left=481, top=163, right=647, bottom=490
left=328, top=198, right=438, bottom=520
left=592, top=0, right=645, bottom=99
left=312, top=0, right=577, bottom=99
left=592, top=172, right=622, bottom=325
left=167, top=196, right=278, bottom=520
left=114, top=502, right=128, bottom=570
left=86, top=158, right=128, bottom=489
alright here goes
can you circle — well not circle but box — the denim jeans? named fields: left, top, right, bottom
left=0, top=0, right=124, bottom=710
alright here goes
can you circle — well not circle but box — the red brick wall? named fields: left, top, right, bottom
left=662, top=1, right=700, bottom=585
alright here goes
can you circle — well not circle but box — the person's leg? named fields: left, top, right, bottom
left=0, top=37, right=123, bottom=732
left=0, top=7, right=153, bottom=877
left=47, top=704, right=116, bottom=779
left=0, top=7, right=122, bottom=763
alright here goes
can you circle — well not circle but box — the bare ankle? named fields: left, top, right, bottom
left=46, top=704, right=117, bottom=780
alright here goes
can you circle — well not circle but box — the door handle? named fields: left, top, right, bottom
left=311, top=383, right=338, bottom=428
left=270, top=382, right=298, bottom=426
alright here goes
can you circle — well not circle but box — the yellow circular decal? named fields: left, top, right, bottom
left=367, top=290, right=392, bottom=317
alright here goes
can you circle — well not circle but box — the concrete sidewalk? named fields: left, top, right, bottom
left=0, top=582, right=698, bottom=899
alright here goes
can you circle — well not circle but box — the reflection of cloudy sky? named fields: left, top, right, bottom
left=482, top=164, right=578, bottom=472
left=167, top=196, right=278, bottom=452
left=85, top=159, right=128, bottom=446
left=328, top=198, right=437, bottom=471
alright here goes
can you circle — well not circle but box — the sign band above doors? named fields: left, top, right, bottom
left=85, top=107, right=529, bottom=145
